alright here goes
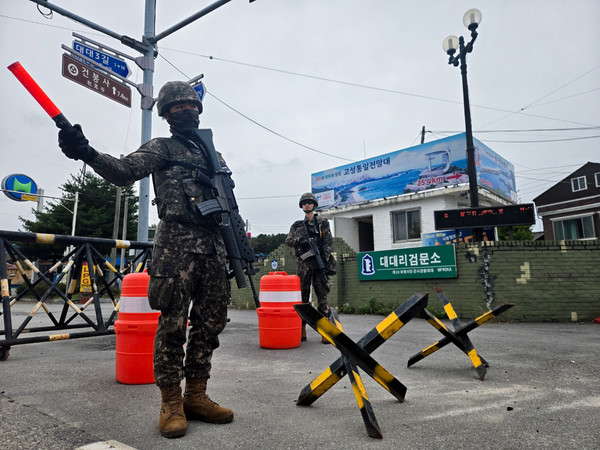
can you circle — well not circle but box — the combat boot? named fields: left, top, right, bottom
left=301, top=323, right=307, bottom=341
left=158, top=384, right=187, bottom=438
left=184, top=377, right=234, bottom=424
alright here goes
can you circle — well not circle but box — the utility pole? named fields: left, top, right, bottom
left=109, top=186, right=122, bottom=281
left=119, top=196, right=129, bottom=274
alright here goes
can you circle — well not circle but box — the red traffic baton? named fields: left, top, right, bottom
left=8, top=61, right=72, bottom=129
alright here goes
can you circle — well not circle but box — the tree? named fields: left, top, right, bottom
left=18, top=171, right=138, bottom=261
left=251, top=233, right=287, bottom=255
left=497, top=225, right=533, bottom=241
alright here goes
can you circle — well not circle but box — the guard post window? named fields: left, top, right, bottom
left=392, top=209, right=421, bottom=242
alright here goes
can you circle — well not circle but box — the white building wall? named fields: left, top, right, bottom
left=332, top=217, right=359, bottom=250
left=326, top=186, right=507, bottom=252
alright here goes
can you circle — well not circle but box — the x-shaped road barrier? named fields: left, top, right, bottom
left=407, top=288, right=515, bottom=380
left=294, top=293, right=428, bottom=439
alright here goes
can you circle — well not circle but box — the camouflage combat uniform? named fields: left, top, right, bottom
left=88, top=132, right=229, bottom=386
left=285, top=215, right=332, bottom=317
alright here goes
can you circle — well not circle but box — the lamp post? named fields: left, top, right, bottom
left=443, top=8, right=483, bottom=240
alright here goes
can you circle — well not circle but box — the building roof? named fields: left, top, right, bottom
left=533, top=161, right=600, bottom=207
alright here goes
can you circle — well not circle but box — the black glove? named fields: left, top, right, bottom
left=298, top=236, right=309, bottom=247
left=58, top=124, right=97, bottom=163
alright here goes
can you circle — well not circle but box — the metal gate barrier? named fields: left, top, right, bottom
left=0, top=230, right=153, bottom=361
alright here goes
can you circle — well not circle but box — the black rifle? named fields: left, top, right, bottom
left=300, top=220, right=328, bottom=283
left=192, top=129, right=260, bottom=308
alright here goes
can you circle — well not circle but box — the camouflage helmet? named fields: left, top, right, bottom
left=299, top=192, right=318, bottom=208
left=156, top=81, right=203, bottom=117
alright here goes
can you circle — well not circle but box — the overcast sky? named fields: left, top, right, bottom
left=1, top=0, right=599, bottom=238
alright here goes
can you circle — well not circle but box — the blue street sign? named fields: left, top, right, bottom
left=72, top=41, right=131, bottom=78
left=193, top=82, right=206, bottom=101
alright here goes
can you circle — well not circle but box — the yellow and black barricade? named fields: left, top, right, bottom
left=0, top=230, right=152, bottom=361
left=407, top=288, right=515, bottom=380
left=294, top=293, right=428, bottom=438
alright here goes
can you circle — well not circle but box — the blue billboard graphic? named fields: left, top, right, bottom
left=311, top=133, right=516, bottom=208
left=421, top=228, right=496, bottom=246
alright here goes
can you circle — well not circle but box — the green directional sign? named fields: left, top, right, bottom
left=358, top=245, right=457, bottom=281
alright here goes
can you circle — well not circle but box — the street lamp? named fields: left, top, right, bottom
left=443, top=9, right=482, bottom=208
left=443, top=8, right=482, bottom=240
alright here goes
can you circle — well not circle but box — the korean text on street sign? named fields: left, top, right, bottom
left=72, top=41, right=131, bottom=78
left=62, top=54, right=132, bottom=108
left=358, top=245, right=457, bottom=281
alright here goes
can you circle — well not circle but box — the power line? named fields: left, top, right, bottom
left=431, top=126, right=600, bottom=133
left=237, top=194, right=299, bottom=200
left=159, top=54, right=355, bottom=162
left=3, top=12, right=597, bottom=126
left=161, top=47, right=599, bottom=127
left=0, top=13, right=104, bottom=36
left=2, top=13, right=597, bottom=129
left=479, top=63, right=600, bottom=128
left=516, top=162, right=596, bottom=172
left=207, top=92, right=355, bottom=161
left=478, top=135, right=600, bottom=144
left=530, top=88, right=600, bottom=108
left=427, top=127, right=600, bottom=143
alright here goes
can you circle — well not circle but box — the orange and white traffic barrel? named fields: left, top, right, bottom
left=114, top=271, right=159, bottom=384
left=256, top=271, right=302, bottom=349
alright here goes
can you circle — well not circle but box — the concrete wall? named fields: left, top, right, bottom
left=326, top=185, right=510, bottom=252
left=230, top=239, right=600, bottom=322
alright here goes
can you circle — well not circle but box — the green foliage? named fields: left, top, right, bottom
left=338, top=298, right=394, bottom=315
left=497, top=225, right=533, bottom=241
left=424, top=305, right=447, bottom=319
left=251, top=233, right=287, bottom=255
left=18, top=171, right=138, bottom=261
left=338, top=299, right=447, bottom=319
left=16, top=282, right=67, bottom=299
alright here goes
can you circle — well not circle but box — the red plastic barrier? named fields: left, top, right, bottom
left=257, top=272, right=302, bottom=349
left=114, top=271, right=159, bottom=384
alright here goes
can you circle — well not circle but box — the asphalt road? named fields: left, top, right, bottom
left=1, top=303, right=599, bottom=449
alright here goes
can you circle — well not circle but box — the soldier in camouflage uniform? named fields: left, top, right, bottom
left=285, top=193, right=333, bottom=343
left=57, top=81, right=233, bottom=438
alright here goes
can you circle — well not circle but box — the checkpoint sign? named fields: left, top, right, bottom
left=72, top=41, right=131, bottom=78
left=358, top=245, right=457, bottom=281
left=62, top=53, right=132, bottom=107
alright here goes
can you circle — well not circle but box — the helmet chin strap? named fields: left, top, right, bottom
left=303, top=203, right=316, bottom=215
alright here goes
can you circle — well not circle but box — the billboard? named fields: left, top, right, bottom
left=312, top=133, right=517, bottom=208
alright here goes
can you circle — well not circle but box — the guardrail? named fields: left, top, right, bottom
left=0, top=230, right=153, bottom=361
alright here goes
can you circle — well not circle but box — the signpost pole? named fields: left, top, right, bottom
left=136, top=0, right=156, bottom=244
